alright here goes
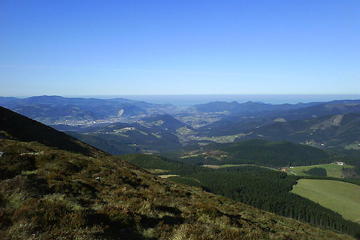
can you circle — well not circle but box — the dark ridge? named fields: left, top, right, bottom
left=0, top=106, right=104, bottom=156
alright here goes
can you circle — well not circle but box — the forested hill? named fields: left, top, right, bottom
left=178, top=139, right=331, bottom=167
left=124, top=154, right=360, bottom=237
left=197, top=100, right=360, bottom=137
left=241, top=113, right=360, bottom=149
left=0, top=95, right=156, bottom=123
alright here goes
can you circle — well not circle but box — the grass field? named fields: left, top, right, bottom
left=202, top=164, right=249, bottom=169
left=292, top=179, right=360, bottom=223
left=287, top=163, right=354, bottom=178
left=202, top=164, right=278, bottom=171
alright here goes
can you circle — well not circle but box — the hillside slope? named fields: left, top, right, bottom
left=0, top=107, right=355, bottom=239
left=0, top=106, right=105, bottom=157
left=243, top=113, right=360, bottom=149
left=67, top=120, right=182, bottom=154
left=199, top=100, right=360, bottom=137
left=0, top=139, right=354, bottom=240
left=178, top=139, right=331, bottom=167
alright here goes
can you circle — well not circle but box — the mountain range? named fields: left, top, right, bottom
left=197, top=100, right=360, bottom=136
left=241, top=113, right=360, bottom=149
left=0, top=95, right=174, bottom=125
left=2, top=96, right=360, bottom=154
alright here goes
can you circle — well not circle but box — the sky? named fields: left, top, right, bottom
left=0, top=0, right=359, bottom=96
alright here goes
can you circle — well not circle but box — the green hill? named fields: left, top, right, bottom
left=198, top=100, right=360, bottom=137
left=244, top=113, right=360, bottom=149
left=179, top=139, right=331, bottom=167
left=69, top=123, right=182, bottom=155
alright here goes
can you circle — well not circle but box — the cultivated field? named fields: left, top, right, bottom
left=292, top=179, right=360, bottom=223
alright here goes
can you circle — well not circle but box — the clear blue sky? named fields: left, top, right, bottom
left=0, top=0, right=359, bottom=96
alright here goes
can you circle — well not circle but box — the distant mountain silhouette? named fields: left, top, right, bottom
left=199, top=100, right=360, bottom=137
left=0, top=95, right=160, bottom=123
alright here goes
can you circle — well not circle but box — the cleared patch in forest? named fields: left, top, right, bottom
left=287, top=163, right=354, bottom=178
left=292, top=179, right=360, bottom=223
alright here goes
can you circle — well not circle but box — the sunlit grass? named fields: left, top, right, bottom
left=292, top=179, right=360, bottom=223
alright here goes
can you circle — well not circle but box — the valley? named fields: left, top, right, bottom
left=1, top=97, right=360, bottom=239
left=1, top=106, right=357, bottom=239
left=3, top=96, right=360, bottom=156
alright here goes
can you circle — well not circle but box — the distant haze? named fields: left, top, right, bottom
left=71, top=94, right=360, bottom=106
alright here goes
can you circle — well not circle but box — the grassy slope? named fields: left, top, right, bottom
left=292, top=179, right=360, bottom=223
left=288, top=164, right=354, bottom=178
left=202, top=164, right=277, bottom=170
left=0, top=140, right=354, bottom=240
left=126, top=155, right=360, bottom=236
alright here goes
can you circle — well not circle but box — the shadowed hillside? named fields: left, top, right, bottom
left=198, top=100, right=360, bottom=137
left=0, top=106, right=105, bottom=157
left=242, top=113, right=360, bottom=149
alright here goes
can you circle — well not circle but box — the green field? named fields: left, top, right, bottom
left=202, top=164, right=253, bottom=169
left=202, top=164, right=278, bottom=171
left=292, top=179, right=360, bottom=223
left=287, top=163, right=354, bottom=178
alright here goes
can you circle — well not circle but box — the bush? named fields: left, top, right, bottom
left=305, top=168, right=327, bottom=177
